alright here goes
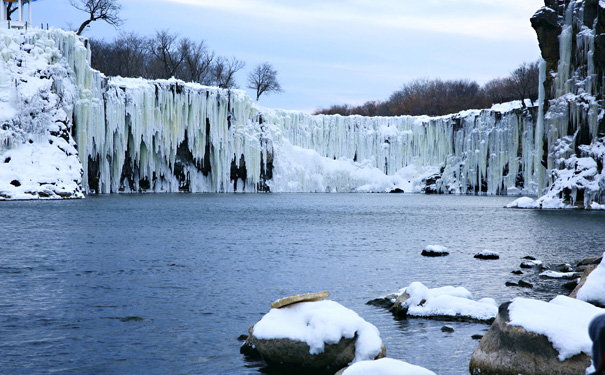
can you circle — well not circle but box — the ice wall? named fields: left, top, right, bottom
left=0, top=28, right=546, bottom=197
left=530, top=0, right=605, bottom=208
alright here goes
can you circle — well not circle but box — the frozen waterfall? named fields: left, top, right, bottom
left=0, top=28, right=547, bottom=198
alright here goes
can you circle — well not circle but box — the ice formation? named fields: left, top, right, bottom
left=0, top=0, right=603, bottom=205
left=528, top=0, right=605, bottom=208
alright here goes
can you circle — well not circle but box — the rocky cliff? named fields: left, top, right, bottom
left=530, top=0, right=605, bottom=208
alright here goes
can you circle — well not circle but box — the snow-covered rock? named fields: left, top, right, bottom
left=474, top=251, right=500, bottom=260
left=391, top=282, right=498, bottom=322
left=540, top=270, right=580, bottom=279
left=421, top=245, right=449, bottom=257
left=242, top=300, right=385, bottom=370
left=337, top=358, right=436, bottom=375
left=576, top=254, right=605, bottom=307
left=470, top=296, right=602, bottom=375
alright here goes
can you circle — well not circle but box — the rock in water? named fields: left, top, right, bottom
left=241, top=299, right=385, bottom=371
left=474, top=251, right=500, bottom=260
left=470, top=301, right=592, bottom=375
left=421, top=245, right=449, bottom=257
left=270, top=291, right=330, bottom=309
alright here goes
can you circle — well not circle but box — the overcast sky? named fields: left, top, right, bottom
left=34, top=0, right=544, bottom=112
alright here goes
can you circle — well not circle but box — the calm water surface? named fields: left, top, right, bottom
left=1, top=194, right=604, bottom=374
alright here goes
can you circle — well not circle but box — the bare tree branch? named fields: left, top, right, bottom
left=70, top=0, right=123, bottom=35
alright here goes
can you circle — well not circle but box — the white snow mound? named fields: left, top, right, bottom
left=342, top=358, right=436, bottom=375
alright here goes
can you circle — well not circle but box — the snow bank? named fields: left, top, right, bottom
left=576, top=254, right=605, bottom=306
left=342, top=358, right=436, bottom=375
left=396, top=282, right=498, bottom=322
left=508, top=296, right=605, bottom=360
left=252, top=300, right=383, bottom=363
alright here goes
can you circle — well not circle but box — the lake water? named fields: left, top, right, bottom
left=1, top=193, right=604, bottom=374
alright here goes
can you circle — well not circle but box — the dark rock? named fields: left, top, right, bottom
left=389, top=188, right=404, bottom=193
left=505, top=281, right=518, bottom=287
left=520, top=260, right=541, bottom=268
left=531, top=6, right=562, bottom=74
left=570, top=265, right=598, bottom=299
left=421, top=249, right=449, bottom=257
left=522, top=256, right=537, bottom=260
left=422, top=173, right=441, bottom=194
left=366, top=297, right=395, bottom=309
left=562, top=279, right=579, bottom=291
left=421, top=246, right=449, bottom=257
left=470, top=302, right=592, bottom=375
left=511, top=270, right=523, bottom=275
left=242, top=327, right=386, bottom=372
left=442, top=325, right=455, bottom=333
left=577, top=256, right=602, bottom=267
left=518, top=280, right=534, bottom=288
left=472, top=334, right=484, bottom=340
left=4, top=157, right=10, bottom=163
left=9, top=180, right=20, bottom=187
left=474, top=252, right=500, bottom=260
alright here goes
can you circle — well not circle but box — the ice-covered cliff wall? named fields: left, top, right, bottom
left=530, top=0, right=605, bottom=208
left=0, top=28, right=547, bottom=198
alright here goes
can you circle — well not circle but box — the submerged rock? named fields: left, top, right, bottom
left=474, top=251, right=500, bottom=260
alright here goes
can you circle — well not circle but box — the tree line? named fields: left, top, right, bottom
left=90, top=31, right=244, bottom=89
left=315, top=61, right=540, bottom=117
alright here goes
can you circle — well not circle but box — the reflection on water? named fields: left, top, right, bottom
left=0, top=194, right=603, bottom=374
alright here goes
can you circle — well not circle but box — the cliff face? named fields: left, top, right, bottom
left=531, top=0, right=605, bottom=208
left=0, top=5, right=603, bottom=207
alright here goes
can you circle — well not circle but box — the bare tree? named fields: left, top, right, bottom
left=147, top=30, right=184, bottom=79
left=509, top=60, right=540, bottom=108
left=246, top=62, right=283, bottom=101
left=212, top=56, right=245, bottom=89
left=177, top=38, right=215, bottom=84
left=70, top=0, right=123, bottom=35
